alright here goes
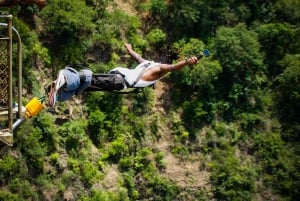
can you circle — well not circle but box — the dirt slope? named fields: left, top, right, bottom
left=154, top=80, right=210, bottom=190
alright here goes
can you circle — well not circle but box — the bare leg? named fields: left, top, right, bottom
left=55, top=70, right=66, bottom=91
left=47, top=70, right=66, bottom=107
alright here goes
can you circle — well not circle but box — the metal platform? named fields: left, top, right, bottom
left=0, top=105, right=26, bottom=121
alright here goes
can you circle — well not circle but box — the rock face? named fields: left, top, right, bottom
left=0, top=0, right=46, bottom=8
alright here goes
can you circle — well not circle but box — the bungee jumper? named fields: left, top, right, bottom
left=1, top=42, right=209, bottom=135
left=46, top=43, right=210, bottom=107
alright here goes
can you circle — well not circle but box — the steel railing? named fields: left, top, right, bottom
left=0, top=15, right=23, bottom=146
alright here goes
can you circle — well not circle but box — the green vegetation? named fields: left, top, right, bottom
left=0, top=0, right=299, bottom=200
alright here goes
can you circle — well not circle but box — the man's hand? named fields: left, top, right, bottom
left=186, top=56, right=198, bottom=65
left=124, top=43, right=133, bottom=52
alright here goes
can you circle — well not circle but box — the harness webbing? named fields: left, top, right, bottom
left=131, top=62, right=151, bottom=87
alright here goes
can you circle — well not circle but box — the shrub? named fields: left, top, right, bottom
left=18, top=126, right=47, bottom=176
left=79, top=188, right=129, bottom=201
left=9, top=178, right=38, bottom=200
left=0, top=191, right=18, bottom=201
left=49, top=152, right=59, bottom=165
left=0, top=155, right=18, bottom=180
left=210, top=148, right=257, bottom=201
left=146, top=28, right=166, bottom=45
left=59, top=119, right=89, bottom=154
left=155, top=151, right=166, bottom=170
left=80, top=161, right=100, bottom=187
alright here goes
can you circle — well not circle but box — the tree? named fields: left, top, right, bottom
left=274, top=54, right=300, bottom=141
left=211, top=23, right=266, bottom=118
left=255, top=23, right=300, bottom=76
left=274, top=0, right=300, bottom=24
left=210, top=146, right=257, bottom=201
left=162, top=0, right=204, bottom=40
left=40, top=0, right=95, bottom=63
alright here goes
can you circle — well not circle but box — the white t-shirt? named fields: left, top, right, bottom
left=109, top=60, right=161, bottom=88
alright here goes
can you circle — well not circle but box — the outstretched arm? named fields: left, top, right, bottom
left=161, top=57, right=198, bottom=72
left=141, top=56, right=199, bottom=81
left=124, top=44, right=146, bottom=64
